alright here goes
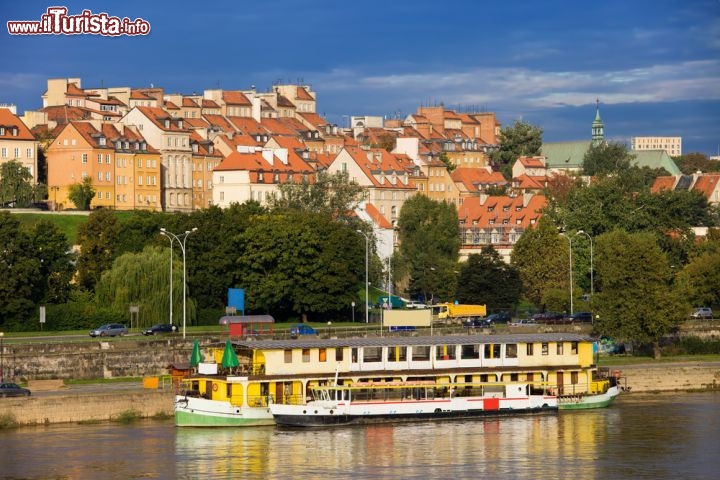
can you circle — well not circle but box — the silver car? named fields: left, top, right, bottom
left=89, top=323, right=129, bottom=337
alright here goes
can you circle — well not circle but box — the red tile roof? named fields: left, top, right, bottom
left=458, top=194, right=547, bottom=229
left=0, top=108, right=37, bottom=140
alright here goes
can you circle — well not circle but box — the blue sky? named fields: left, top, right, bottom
left=3, top=1, right=719, bottom=154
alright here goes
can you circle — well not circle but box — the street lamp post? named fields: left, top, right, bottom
left=561, top=233, right=574, bottom=315
left=356, top=230, right=369, bottom=324
left=576, top=230, right=594, bottom=298
left=160, top=227, right=198, bottom=339
left=0, top=332, right=4, bottom=382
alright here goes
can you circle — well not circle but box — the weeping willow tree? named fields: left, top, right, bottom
left=94, top=245, right=196, bottom=328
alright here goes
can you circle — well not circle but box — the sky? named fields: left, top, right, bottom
left=2, top=0, right=719, bottom=154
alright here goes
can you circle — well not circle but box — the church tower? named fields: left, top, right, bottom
left=591, top=98, right=605, bottom=146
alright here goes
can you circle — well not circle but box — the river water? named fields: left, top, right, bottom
left=1, top=392, right=718, bottom=480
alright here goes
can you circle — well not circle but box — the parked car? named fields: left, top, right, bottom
left=464, top=318, right=490, bottom=328
left=531, top=312, right=567, bottom=324
left=142, top=323, right=177, bottom=336
left=405, top=301, right=428, bottom=309
left=508, top=319, right=538, bottom=327
left=569, top=312, right=593, bottom=323
left=485, top=312, right=512, bottom=324
left=0, top=382, right=31, bottom=397
left=690, top=307, right=713, bottom=319
left=289, top=324, right=317, bottom=338
left=89, top=323, right=128, bottom=337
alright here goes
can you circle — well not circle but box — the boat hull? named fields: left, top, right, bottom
left=558, top=386, right=620, bottom=410
left=175, top=395, right=274, bottom=427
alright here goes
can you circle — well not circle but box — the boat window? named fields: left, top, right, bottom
left=557, top=342, right=564, bottom=355
left=302, top=349, right=311, bottom=362
left=435, top=345, right=456, bottom=360
left=527, top=343, right=534, bottom=356
left=542, top=343, right=549, bottom=355
left=351, top=348, right=358, bottom=363
left=412, top=345, right=431, bottom=361
left=284, top=349, right=292, bottom=363
left=363, top=347, right=382, bottom=363
left=319, top=348, right=327, bottom=362
left=571, top=371, right=579, bottom=384
left=506, top=343, right=518, bottom=358
left=226, top=383, right=232, bottom=398
left=335, top=348, right=344, bottom=361
left=483, top=344, right=500, bottom=359
left=460, top=344, right=479, bottom=359
left=387, top=346, right=407, bottom=362
left=571, top=342, right=578, bottom=354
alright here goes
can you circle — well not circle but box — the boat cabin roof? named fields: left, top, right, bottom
left=229, top=333, right=590, bottom=350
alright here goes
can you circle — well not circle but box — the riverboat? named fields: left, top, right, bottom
left=175, top=332, right=620, bottom=427
left=270, top=380, right=557, bottom=427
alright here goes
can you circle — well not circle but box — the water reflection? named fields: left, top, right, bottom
left=1, top=393, right=718, bottom=480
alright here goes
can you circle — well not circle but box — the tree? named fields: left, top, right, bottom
left=489, top=120, right=543, bottom=180
left=0, top=212, right=41, bottom=328
left=0, top=160, right=35, bottom=207
left=456, top=247, right=522, bottom=310
left=396, top=195, right=460, bottom=302
left=267, top=170, right=366, bottom=221
left=94, top=245, right=194, bottom=328
left=67, top=176, right=96, bottom=210
left=593, top=230, right=687, bottom=358
left=236, top=211, right=363, bottom=321
left=581, top=141, right=635, bottom=177
left=28, top=219, right=75, bottom=304
left=76, top=209, right=121, bottom=291
left=510, top=218, right=568, bottom=310
left=675, top=251, right=720, bottom=310
left=674, top=152, right=720, bottom=175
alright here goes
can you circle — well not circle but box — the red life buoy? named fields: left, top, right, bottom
left=212, top=383, right=219, bottom=392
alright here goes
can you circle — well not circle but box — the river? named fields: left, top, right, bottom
left=1, top=392, right=718, bottom=479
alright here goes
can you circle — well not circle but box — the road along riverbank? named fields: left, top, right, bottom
left=1, top=361, right=719, bottom=427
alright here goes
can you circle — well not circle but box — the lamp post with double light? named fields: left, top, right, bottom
left=160, top=227, right=198, bottom=339
left=356, top=229, right=369, bottom=324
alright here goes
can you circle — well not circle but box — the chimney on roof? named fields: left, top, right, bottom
left=479, top=193, right=488, bottom=205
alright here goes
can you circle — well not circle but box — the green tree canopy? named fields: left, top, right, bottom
left=674, top=251, right=720, bottom=310
left=456, top=246, right=522, bottom=311
left=0, top=212, right=41, bottom=328
left=396, top=195, right=460, bottom=302
left=593, top=230, right=687, bottom=358
left=76, top=209, right=121, bottom=291
left=267, top=170, right=366, bottom=221
left=235, top=211, right=363, bottom=321
left=29, top=219, right=75, bottom=304
left=510, top=218, right=568, bottom=310
left=489, top=120, right=543, bottom=180
left=67, top=176, right=96, bottom=210
left=0, top=159, right=35, bottom=207
left=95, top=245, right=195, bottom=328
left=581, top=141, right=636, bottom=177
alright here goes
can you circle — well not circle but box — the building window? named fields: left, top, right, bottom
left=0, top=148, right=6, bottom=158
left=82, top=153, right=88, bottom=163
left=97, top=172, right=103, bottom=181
left=26, top=148, right=33, bottom=158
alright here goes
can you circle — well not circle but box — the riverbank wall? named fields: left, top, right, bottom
left=1, top=389, right=174, bottom=427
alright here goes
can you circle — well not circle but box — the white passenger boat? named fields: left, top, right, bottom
left=270, top=380, right=557, bottom=427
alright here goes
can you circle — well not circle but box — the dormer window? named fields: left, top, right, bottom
left=12, top=127, right=18, bottom=136
left=192, top=144, right=198, bottom=153
left=98, top=136, right=106, bottom=146
left=0, top=127, right=4, bottom=135
left=178, top=120, right=183, bottom=129
left=123, top=141, right=129, bottom=150
left=258, top=172, right=264, bottom=182
left=116, top=140, right=122, bottom=149
left=209, top=145, right=214, bottom=154
left=164, top=120, right=170, bottom=128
